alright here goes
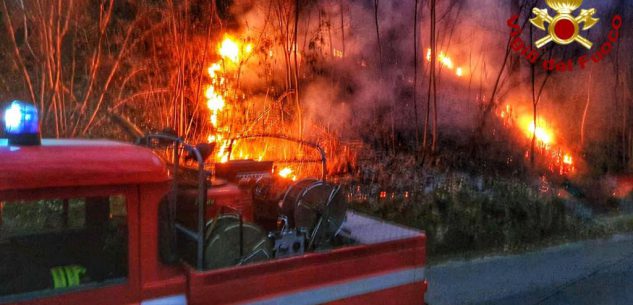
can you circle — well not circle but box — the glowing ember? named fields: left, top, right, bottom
left=563, top=154, right=573, bottom=165
left=426, top=48, right=464, bottom=77
left=499, top=104, right=514, bottom=123
left=438, top=52, right=454, bottom=69
left=278, top=167, right=297, bottom=181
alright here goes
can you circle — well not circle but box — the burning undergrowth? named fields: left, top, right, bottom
left=2, top=0, right=632, bottom=212
left=187, top=0, right=633, bottom=190
left=196, top=0, right=473, bottom=174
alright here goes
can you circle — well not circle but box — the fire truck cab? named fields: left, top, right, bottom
left=0, top=101, right=427, bottom=305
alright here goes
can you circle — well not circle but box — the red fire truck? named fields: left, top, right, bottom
left=0, top=101, right=427, bottom=305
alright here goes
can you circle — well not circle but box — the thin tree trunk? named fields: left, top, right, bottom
left=616, top=35, right=624, bottom=166
left=1, top=0, right=37, bottom=104
left=530, top=24, right=536, bottom=166
left=423, top=0, right=435, bottom=151
left=374, top=0, right=382, bottom=72
left=340, top=1, right=345, bottom=56
left=294, top=0, right=302, bottom=138
left=581, top=68, right=593, bottom=146
left=413, top=0, right=420, bottom=150
left=431, top=0, right=438, bottom=152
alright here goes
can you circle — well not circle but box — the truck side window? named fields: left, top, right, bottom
left=0, top=195, right=128, bottom=301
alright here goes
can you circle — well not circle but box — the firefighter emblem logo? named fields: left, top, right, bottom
left=530, top=0, right=599, bottom=49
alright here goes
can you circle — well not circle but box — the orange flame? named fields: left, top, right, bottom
left=528, top=123, right=554, bottom=145
left=519, top=115, right=555, bottom=147
left=206, top=35, right=298, bottom=166
left=425, top=48, right=464, bottom=78
left=509, top=110, right=575, bottom=174
left=218, top=35, right=253, bottom=64
left=205, top=35, right=255, bottom=163
left=278, top=167, right=297, bottom=181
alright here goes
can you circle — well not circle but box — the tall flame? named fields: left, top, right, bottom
left=205, top=35, right=253, bottom=163
left=204, top=34, right=304, bottom=180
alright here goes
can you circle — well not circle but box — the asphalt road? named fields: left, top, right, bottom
left=426, top=234, right=633, bottom=305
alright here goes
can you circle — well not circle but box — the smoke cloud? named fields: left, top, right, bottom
left=228, top=0, right=633, bottom=151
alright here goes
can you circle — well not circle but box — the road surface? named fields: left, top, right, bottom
left=426, top=234, right=633, bottom=305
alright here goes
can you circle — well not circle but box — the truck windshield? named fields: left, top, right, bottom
left=0, top=195, right=128, bottom=301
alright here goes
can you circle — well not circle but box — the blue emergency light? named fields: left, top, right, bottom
left=4, top=100, right=41, bottom=145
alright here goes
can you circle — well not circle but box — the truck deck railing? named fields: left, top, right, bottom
left=137, top=133, right=209, bottom=270
left=226, top=134, right=327, bottom=181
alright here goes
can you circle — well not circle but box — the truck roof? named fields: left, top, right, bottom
left=0, top=138, right=170, bottom=192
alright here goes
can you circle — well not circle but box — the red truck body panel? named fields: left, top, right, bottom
left=186, top=235, right=426, bottom=305
left=0, top=139, right=170, bottom=192
left=0, top=139, right=427, bottom=305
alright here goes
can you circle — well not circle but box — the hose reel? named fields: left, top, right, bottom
left=203, top=214, right=273, bottom=270
left=281, top=179, right=347, bottom=250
